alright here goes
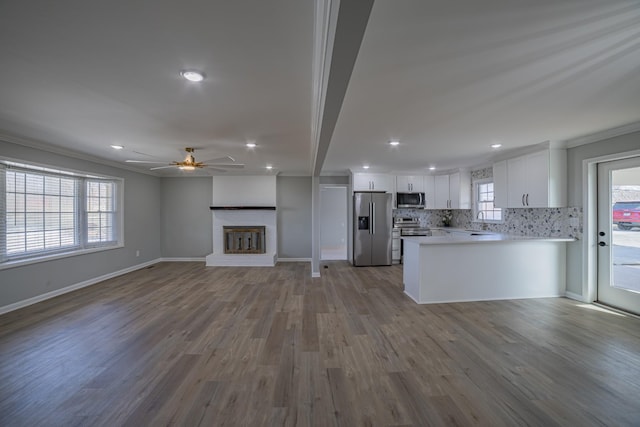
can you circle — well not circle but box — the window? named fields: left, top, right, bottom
left=474, top=179, right=502, bottom=222
left=1, top=161, right=123, bottom=266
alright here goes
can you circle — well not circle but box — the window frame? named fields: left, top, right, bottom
left=1, top=158, right=124, bottom=270
left=472, top=177, right=503, bottom=224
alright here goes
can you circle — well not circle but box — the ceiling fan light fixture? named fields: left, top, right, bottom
left=179, top=165, right=196, bottom=171
left=180, top=70, right=205, bottom=82
left=266, top=165, right=273, bottom=170
left=110, top=144, right=124, bottom=150
left=246, top=142, right=257, bottom=148
left=491, top=143, right=502, bottom=149
left=389, top=140, right=400, bottom=146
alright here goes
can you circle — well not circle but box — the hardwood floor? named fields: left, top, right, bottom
left=1, top=261, right=640, bottom=426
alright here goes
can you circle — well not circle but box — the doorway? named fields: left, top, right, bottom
left=597, top=156, right=640, bottom=314
left=320, top=185, right=348, bottom=260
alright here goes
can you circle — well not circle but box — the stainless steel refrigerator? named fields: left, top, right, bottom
left=353, top=192, right=393, bottom=266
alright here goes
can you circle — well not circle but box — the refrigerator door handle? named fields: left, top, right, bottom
left=371, top=202, right=375, bottom=234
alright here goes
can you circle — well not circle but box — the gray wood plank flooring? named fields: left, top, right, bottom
left=1, top=261, right=640, bottom=426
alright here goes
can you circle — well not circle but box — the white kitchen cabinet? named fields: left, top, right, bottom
left=433, top=171, right=470, bottom=209
left=423, top=175, right=435, bottom=209
left=492, top=160, right=508, bottom=208
left=496, top=149, right=566, bottom=208
left=395, top=175, right=424, bottom=193
left=434, top=175, right=450, bottom=209
left=352, top=173, right=393, bottom=192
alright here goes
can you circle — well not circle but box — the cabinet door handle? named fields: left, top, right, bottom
left=526, top=193, right=529, bottom=206
left=522, top=194, right=525, bottom=206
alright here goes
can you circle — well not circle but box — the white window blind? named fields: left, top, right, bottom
left=1, top=161, right=123, bottom=265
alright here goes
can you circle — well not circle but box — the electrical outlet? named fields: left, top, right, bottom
left=136, top=250, right=140, bottom=257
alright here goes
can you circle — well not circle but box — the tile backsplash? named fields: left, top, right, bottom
left=394, top=207, right=582, bottom=239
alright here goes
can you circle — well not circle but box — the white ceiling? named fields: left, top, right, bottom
left=1, top=1, right=639, bottom=177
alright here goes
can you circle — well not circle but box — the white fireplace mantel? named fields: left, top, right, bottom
left=205, top=176, right=278, bottom=267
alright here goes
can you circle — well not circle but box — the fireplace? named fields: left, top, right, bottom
left=223, top=226, right=266, bottom=254
left=206, top=176, right=277, bottom=267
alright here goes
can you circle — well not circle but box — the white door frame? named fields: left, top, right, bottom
left=582, top=148, right=640, bottom=303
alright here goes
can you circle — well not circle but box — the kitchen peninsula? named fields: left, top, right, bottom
left=402, top=230, right=574, bottom=304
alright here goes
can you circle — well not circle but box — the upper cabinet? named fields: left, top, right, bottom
left=396, top=175, right=424, bottom=193
left=352, top=173, right=393, bottom=193
left=433, top=170, right=471, bottom=209
left=493, top=149, right=567, bottom=208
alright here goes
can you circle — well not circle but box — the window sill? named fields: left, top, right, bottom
left=0, top=244, right=124, bottom=271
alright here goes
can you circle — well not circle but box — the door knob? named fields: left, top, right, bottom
left=598, top=241, right=606, bottom=247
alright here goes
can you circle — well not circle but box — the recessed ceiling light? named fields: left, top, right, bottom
left=266, top=165, right=273, bottom=170
left=180, top=70, right=205, bottom=82
left=246, top=142, right=257, bottom=148
left=389, top=140, right=400, bottom=146
left=429, top=166, right=436, bottom=171
left=363, top=165, right=370, bottom=169
left=491, top=143, right=502, bottom=149
left=110, top=145, right=124, bottom=150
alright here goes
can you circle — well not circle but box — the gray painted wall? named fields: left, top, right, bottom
left=566, top=130, right=640, bottom=295
left=161, top=177, right=212, bottom=258
left=0, top=140, right=162, bottom=308
left=277, top=176, right=312, bottom=258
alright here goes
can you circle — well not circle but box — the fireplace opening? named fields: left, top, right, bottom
left=223, top=226, right=266, bottom=254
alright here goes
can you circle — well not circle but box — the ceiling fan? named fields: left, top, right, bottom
left=125, top=147, right=244, bottom=172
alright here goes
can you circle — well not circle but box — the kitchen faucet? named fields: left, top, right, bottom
left=476, top=211, right=488, bottom=230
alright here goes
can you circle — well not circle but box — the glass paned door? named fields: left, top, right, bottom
left=597, top=156, right=640, bottom=314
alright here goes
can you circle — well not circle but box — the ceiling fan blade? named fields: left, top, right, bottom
left=202, top=156, right=235, bottom=163
left=149, top=165, right=176, bottom=170
left=125, top=160, right=168, bottom=164
left=207, top=163, right=244, bottom=169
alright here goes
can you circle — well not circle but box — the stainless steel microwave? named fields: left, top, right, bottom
left=396, top=192, right=425, bottom=209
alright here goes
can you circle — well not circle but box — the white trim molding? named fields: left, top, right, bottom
left=277, top=258, right=312, bottom=263
left=565, top=121, right=640, bottom=148
left=565, top=291, right=589, bottom=303
left=0, top=258, right=162, bottom=315
left=160, top=257, right=206, bottom=262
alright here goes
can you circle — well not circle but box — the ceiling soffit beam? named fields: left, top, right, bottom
left=311, top=0, right=374, bottom=176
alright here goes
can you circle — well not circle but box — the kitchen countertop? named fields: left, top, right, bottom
left=401, top=228, right=575, bottom=245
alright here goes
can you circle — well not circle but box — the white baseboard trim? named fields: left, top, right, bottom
left=311, top=272, right=321, bottom=278
left=277, top=258, right=311, bottom=263
left=0, top=258, right=162, bottom=315
left=565, top=291, right=589, bottom=302
left=159, top=257, right=206, bottom=262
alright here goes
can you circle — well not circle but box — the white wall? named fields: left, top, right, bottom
left=212, top=175, right=276, bottom=206
left=320, top=186, right=347, bottom=260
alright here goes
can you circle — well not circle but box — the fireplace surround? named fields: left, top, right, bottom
left=223, top=226, right=266, bottom=254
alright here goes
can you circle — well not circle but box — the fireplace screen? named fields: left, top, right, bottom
left=223, top=226, right=266, bottom=254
